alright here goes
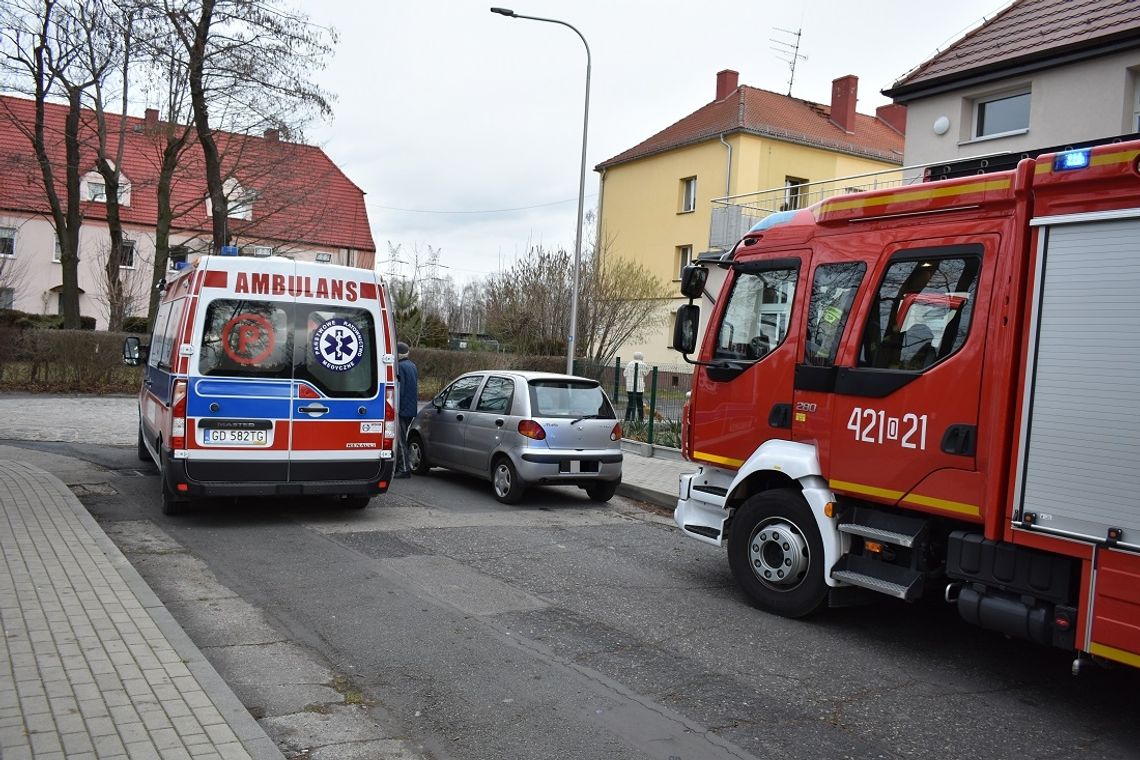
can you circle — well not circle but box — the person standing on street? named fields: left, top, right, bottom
left=395, top=341, right=418, bottom=478
left=623, top=352, right=649, bottom=422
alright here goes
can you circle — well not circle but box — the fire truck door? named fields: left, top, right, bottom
left=804, top=240, right=997, bottom=519
left=688, top=256, right=806, bottom=469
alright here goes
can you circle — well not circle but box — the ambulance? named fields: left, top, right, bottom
left=124, top=251, right=399, bottom=514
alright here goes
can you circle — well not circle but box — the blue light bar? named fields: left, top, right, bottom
left=1053, top=149, right=1091, bottom=172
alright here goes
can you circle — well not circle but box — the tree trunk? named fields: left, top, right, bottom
left=186, top=0, right=228, bottom=251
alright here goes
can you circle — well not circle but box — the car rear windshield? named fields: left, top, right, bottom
left=528, top=380, right=614, bottom=419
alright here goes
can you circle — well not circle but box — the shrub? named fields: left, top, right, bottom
left=122, top=316, right=150, bottom=334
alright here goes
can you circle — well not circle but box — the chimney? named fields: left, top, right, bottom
left=876, top=103, right=907, bottom=135
left=144, top=108, right=158, bottom=132
left=263, top=128, right=279, bottom=142
left=716, top=69, right=739, bottom=101
left=830, top=75, right=858, bottom=133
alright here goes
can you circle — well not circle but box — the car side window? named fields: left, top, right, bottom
left=443, top=375, right=483, bottom=410
left=475, top=376, right=514, bottom=413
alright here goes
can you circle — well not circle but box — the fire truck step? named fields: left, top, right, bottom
left=838, top=507, right=928, bottom=548
left=831, top=555, right=924, bottom=601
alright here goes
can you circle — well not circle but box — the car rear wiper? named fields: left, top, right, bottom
left=570, top=414, right=603, bottom=425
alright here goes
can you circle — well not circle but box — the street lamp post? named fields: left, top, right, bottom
left=490, top=7, right=590, bottom=375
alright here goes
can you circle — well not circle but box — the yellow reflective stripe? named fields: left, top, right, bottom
left=693, top=451, right=745, bottom=468
left=829, top=479, right=903, bottom=500
left=901, top=493, right=981, bottom=517
left=1088, top=642, right=1140, bottom=669
left=831, top=480, right=981, bottom=517
left=820, top=179, right=1011, bottom=214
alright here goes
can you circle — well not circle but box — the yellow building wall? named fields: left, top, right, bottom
left=598, top=133, right=901, bottom=366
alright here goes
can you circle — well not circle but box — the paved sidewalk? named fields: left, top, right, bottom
left=0, top=459, right=283, bottom=760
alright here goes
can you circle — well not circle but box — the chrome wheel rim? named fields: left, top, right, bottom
left=747, top=518, right=810, bottom=590
left=493, top=462, right=512, bottom=497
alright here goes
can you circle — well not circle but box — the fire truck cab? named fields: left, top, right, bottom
left=124, top=252, right=399, bottom=514
left=672, top=141, right=1140, bottom=670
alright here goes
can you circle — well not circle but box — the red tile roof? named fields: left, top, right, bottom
left=886, top=0, right=1140, bottom=100
left=0, top=95, right=375, bottom=253
left=596, top=84, right=904, bottom=170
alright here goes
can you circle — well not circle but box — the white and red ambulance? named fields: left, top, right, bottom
left=124, top=251, right=399, bottom=514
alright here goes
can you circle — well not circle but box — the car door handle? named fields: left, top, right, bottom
left=298, top=404, right=330, bottom=417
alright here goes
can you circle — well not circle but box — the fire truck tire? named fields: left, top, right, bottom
left=491, top=456, right=526, bottom=504
left=408, top=433, right=431, bottom=475
left=728, top=488, right=826, bottom=618
left=137, top=424, right=150, bottom=463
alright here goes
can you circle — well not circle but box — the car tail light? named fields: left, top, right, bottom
left=171, top=379, right=188, bottom=450
left=610, top=422, right=622, bottom=441
left=383, top=385, right=397, bottom=450
left=518, top=419, right=546, bottom=440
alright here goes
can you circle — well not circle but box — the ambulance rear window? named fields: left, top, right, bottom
left=295, top=305, right=377, bottom=398
left=199, top=299, right=293, bottom=378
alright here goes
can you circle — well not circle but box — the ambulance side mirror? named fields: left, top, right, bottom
left=673, top=304, right=700, bottom=355
left=123, top=336, right=148, bottom=366
left=679, top=265, right=709, bottom=299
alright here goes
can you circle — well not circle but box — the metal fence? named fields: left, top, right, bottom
left=575, top=357, right=693, bottom=449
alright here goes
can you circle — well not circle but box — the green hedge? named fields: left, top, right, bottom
left=0, top=327, right=142, bottom=392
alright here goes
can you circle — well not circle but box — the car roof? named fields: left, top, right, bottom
left=460, top=370, right=599, bottom=383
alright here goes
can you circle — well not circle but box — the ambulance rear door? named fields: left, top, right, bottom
left=288, top=266, right=390, bottom=485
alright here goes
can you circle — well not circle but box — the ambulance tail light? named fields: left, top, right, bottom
left=171, top=379, right=188, bottom=450
left=383, top=386, right=397, bottom=449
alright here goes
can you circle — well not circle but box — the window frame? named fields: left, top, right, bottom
left=474, top=375, right=515, bottom=414
left=971, top=88, right=1030, bottom=141
left=674, top=245, right=693, bottom=280
left=119, top=239, right=136, bottom=269
left=679, top=176, right=697, bottom=213
left=0, top=227, right=15, bottom=257
left=783, top=177, right=808, bottom=211
left=0, top=287, right=14, bottom=310
left=712, top=261, right=800, bottom=362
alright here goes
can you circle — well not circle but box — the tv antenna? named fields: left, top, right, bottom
left=771, top=27, right=807, bottom=97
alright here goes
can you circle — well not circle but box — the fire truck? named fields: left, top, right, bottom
left=671, top=140, right=1140, bottom=672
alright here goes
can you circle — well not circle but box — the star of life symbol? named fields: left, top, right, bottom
left=312, top=318, right=363, bottom=372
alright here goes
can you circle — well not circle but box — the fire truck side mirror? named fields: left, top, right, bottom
left=673, top=304, right=700, bottom=354
left=679, top=265, right=709, bottom=299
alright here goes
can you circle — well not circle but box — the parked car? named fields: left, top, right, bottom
left=407, top=371, right=623, bottom=503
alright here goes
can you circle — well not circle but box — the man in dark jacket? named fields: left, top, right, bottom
left=395, top=341, right=419, bottom=478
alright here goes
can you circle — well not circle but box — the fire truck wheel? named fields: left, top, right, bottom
left=491, top=456, right=526, bottom=504
left=408, top=433, right=431, bottom=475
left=728, top=488, right=826, bottom=618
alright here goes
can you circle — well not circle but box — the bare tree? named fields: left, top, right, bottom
left=0, top=234, right=32, bottom=309
left=483, top=246, right=575, bottom=356
left=0, top=0, right=107, bottom=328
left=91, top=238, right=149, bottom=327
left=159, top=0, right=336, bottom=251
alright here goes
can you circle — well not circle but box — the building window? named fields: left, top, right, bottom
left=675, top=245, right=692, bottom=280
left=119, top=240, right=136, bottom=268
left=679, top=177, right=697, bottom=213
left=783, top=177, right=808, bottom=211
left=87, top=180, right=107, bottom=202
left=0, top=287, right=13, bottom=310
left=973, top=90, right=1030, bottom=139
left=53, top=238, right=61, bottom=262
left=0, top=227, right=15, bottom=257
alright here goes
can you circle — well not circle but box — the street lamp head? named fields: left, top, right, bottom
left=490, top=7, right=516, bottom=16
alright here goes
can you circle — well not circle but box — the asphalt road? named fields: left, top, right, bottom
left=7, top=438, right=1140, bottom=760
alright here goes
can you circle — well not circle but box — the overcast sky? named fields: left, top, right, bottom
left=299, top=0, right=1011, bottom=284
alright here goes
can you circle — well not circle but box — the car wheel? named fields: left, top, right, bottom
left=137, top=423, right=150, bottom=463
left=491, top=457, right=526, bottom=504
left=727, top=488, right=826, bottom=618
left=409, top=433, right=431, bottom=475
left=584, top=479, right=619, bottom=502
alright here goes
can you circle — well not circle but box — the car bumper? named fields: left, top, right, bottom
left=165, top=450, right=393, bottom=498
left=514, top=449, right=622, bottom=485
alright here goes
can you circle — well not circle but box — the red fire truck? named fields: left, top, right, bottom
left=672, top=140, right=1140, bottom=673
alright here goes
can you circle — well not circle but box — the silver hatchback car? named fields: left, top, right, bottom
left=406, top=371, right=623, bottom=503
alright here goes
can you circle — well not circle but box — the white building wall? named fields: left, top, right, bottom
left=900, top=50, right=1140, bottom=167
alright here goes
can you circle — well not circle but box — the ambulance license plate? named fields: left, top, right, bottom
left=203, top=428, right=271, bottom=446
